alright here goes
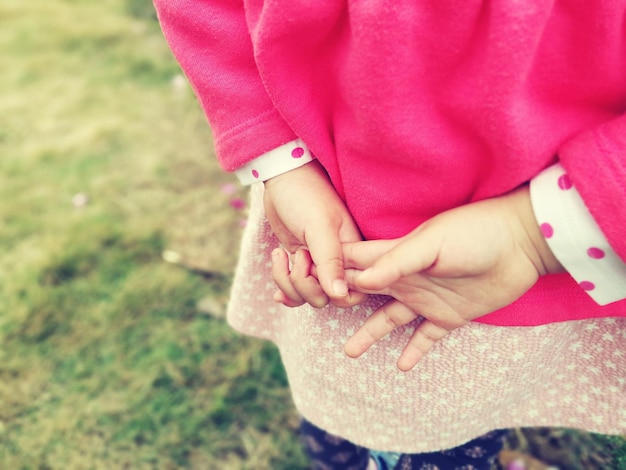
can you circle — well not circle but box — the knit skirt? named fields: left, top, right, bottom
left=226, top=183, right=626, bottom=453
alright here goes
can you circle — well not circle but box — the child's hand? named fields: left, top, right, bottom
left=264, top=160, right=367, bottom=308
left=342, top=185, right=563, bottom=371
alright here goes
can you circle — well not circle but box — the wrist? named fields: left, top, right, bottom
left=263, top=159, right=324, bottom=189
left=510, top=185, right=565, bottom=276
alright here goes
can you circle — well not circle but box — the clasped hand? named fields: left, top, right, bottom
left=266, top=163, right=562, bottom=371
left=341, top=185, right=563, bottom=371
left=263, top=160, right=366, bottom=309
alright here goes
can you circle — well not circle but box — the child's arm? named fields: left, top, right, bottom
left=263, top=159, right=366, bottom=308
left=154, top=0, right=296, bottom=170
left=342, top=110, right=626, bottom=369
left=342, top=185, right=563, bottom=372
left=155, top=0, right=364, bottom=306
left=231, top=140, right=367, bottom=308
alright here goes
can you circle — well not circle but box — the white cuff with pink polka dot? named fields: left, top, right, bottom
left=530, top=163, right=626, bottom=305
left=235, top=139, right=314, bottom=185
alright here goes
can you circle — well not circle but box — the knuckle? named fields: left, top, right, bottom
left=420, top=322, right=448, bottom=343
left=318, top=256, right=344, bottom=273
left=380, top=308, right=401, bottom=330
left=332, top=292, right=367, bottom=309
left=406, top=339, right=428, bottom=356
left=418, top=329, right=438, bottom=345
left=343, top=243, right=356, bottom=265
left=362, top=324, right=380, bottom=343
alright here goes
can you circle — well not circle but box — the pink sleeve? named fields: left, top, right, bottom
left=153, top=0, right=297, bottom=171
left=558, top=115, right=626, bottom=263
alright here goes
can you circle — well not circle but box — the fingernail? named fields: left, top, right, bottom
left=271, top=248, right=281, bottom=258
left=332, top=279, right=348, bottom=297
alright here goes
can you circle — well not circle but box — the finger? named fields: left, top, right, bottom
left=305, top=222, right=356, bottom=302
left=336, top=290, right=369, bottom=308
left=273, top=289, right=306, bottom=307
left=342, top=239, right=399, bottom=270
left=356, top=232, right=438, bottom=291
left=309, top=265, right=369, bottom=308
left=344, top=300, right=418, bottom=358
left=344, top=268, right=390, bottom=295
left=290, top=249, right=329, bottom=308
left=271, top=248, right=305, bottom=306
left=331, top=290, right=369, bottom=308
left=397, top=320, right=450, bottom=372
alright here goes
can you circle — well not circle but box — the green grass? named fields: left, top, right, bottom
left=0, top=0, right=306, bottom=468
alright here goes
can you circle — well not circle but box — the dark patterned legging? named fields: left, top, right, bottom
left=300, top=419, right=507, bottom=470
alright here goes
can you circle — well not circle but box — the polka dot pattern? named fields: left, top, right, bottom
left=587, top=247, right=606, bottom=259
left=530, top=162, right=626, bottom=306
left=579, top=280, right=595, bottom=291
left=539, top=222, right=553, bottom=238
left=235, top=139, right=314, bottom=185
left=557, top=173, right=573, bottom=190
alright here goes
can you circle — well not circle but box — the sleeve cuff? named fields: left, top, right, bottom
left=235, top=139, right=314, bottom=185
left=530, top=163, right=626, bottom=305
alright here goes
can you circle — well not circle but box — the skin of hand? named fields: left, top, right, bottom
left=263, top=159, right=367, bottom=308
left=342, top=185, right=564, bottom=372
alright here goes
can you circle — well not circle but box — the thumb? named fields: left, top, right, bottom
left=342, top=239, right=399, bottom=270
left=305, top=227, right=349, bottom=300
left=356, top=231, right=438, bottom=290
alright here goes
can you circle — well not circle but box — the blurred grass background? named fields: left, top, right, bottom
left=1, top=0, right=625, bottom=469
left=0, top=0, right=307, bottom=468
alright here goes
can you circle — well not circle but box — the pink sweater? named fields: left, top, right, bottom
left=155, top=0, right=626, bottom=326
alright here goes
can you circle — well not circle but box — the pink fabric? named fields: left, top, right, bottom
left=154, top=0, right=297, bottom=168
left=154, top=0, right=626, bottom=327
left=155, top=2, right=626, bottom=452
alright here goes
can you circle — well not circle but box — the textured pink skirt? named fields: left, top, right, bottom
left=227, top=184, right=626, bottom=453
